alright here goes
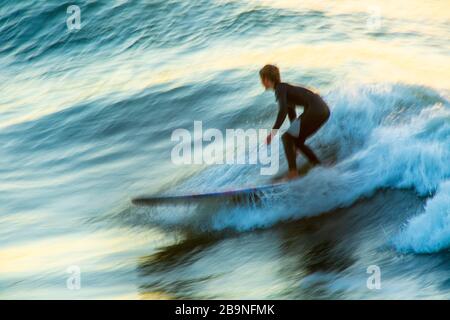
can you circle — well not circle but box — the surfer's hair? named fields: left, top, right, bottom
left=259, top=64, right=281, bottom=85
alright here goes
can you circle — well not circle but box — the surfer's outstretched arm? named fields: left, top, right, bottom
left=266, top=103, right=288, bottom=144
left=272, top=82, right=289, bottom=130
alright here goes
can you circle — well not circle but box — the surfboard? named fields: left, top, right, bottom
left=131, top=182, right=285, bottom=206
left=131, top=163, right=318, bottom=206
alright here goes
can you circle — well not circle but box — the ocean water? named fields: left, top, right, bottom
left=1, top=0, right=449, bottom=299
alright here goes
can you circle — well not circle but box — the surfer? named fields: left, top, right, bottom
left=260, top=64, right=330, bottom=180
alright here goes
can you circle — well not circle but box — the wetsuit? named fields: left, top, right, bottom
left=272, top=82, right=330, bottom=170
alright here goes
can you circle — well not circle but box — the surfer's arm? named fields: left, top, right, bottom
left=266, top=85, right=289, bottom=144
left=272, top=84, right=289, bottom=130
left=266, top=107, right=287, bottom=144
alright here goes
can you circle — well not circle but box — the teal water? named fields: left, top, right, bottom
left=0, top=0, right=449, bottom=299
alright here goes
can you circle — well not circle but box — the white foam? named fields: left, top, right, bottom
left=393, top=180, right=450, bottom=253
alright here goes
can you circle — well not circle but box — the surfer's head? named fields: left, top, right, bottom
left=259, top=64, right=280, bottom=90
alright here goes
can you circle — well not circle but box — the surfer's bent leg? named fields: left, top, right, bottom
left=282, top=132, right=297, bottom=171
left=294, top=109, right=330, bottom=166
left=296, top=138, right=321, bottom=165
left=295, top=119, right=325, bottom=166
left=282, top=118, right=322, bottom=171
left=282, top=97, right=330, bottom=172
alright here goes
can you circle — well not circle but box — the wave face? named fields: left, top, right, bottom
left=1, top=0, right=449, bottom=299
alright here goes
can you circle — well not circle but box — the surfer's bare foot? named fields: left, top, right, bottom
left=309, top=162, right=321, bottom=170
left=287, top=170, right=299, bottom=180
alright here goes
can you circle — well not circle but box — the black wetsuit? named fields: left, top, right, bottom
left=273, top=82, right=330, bottom=170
